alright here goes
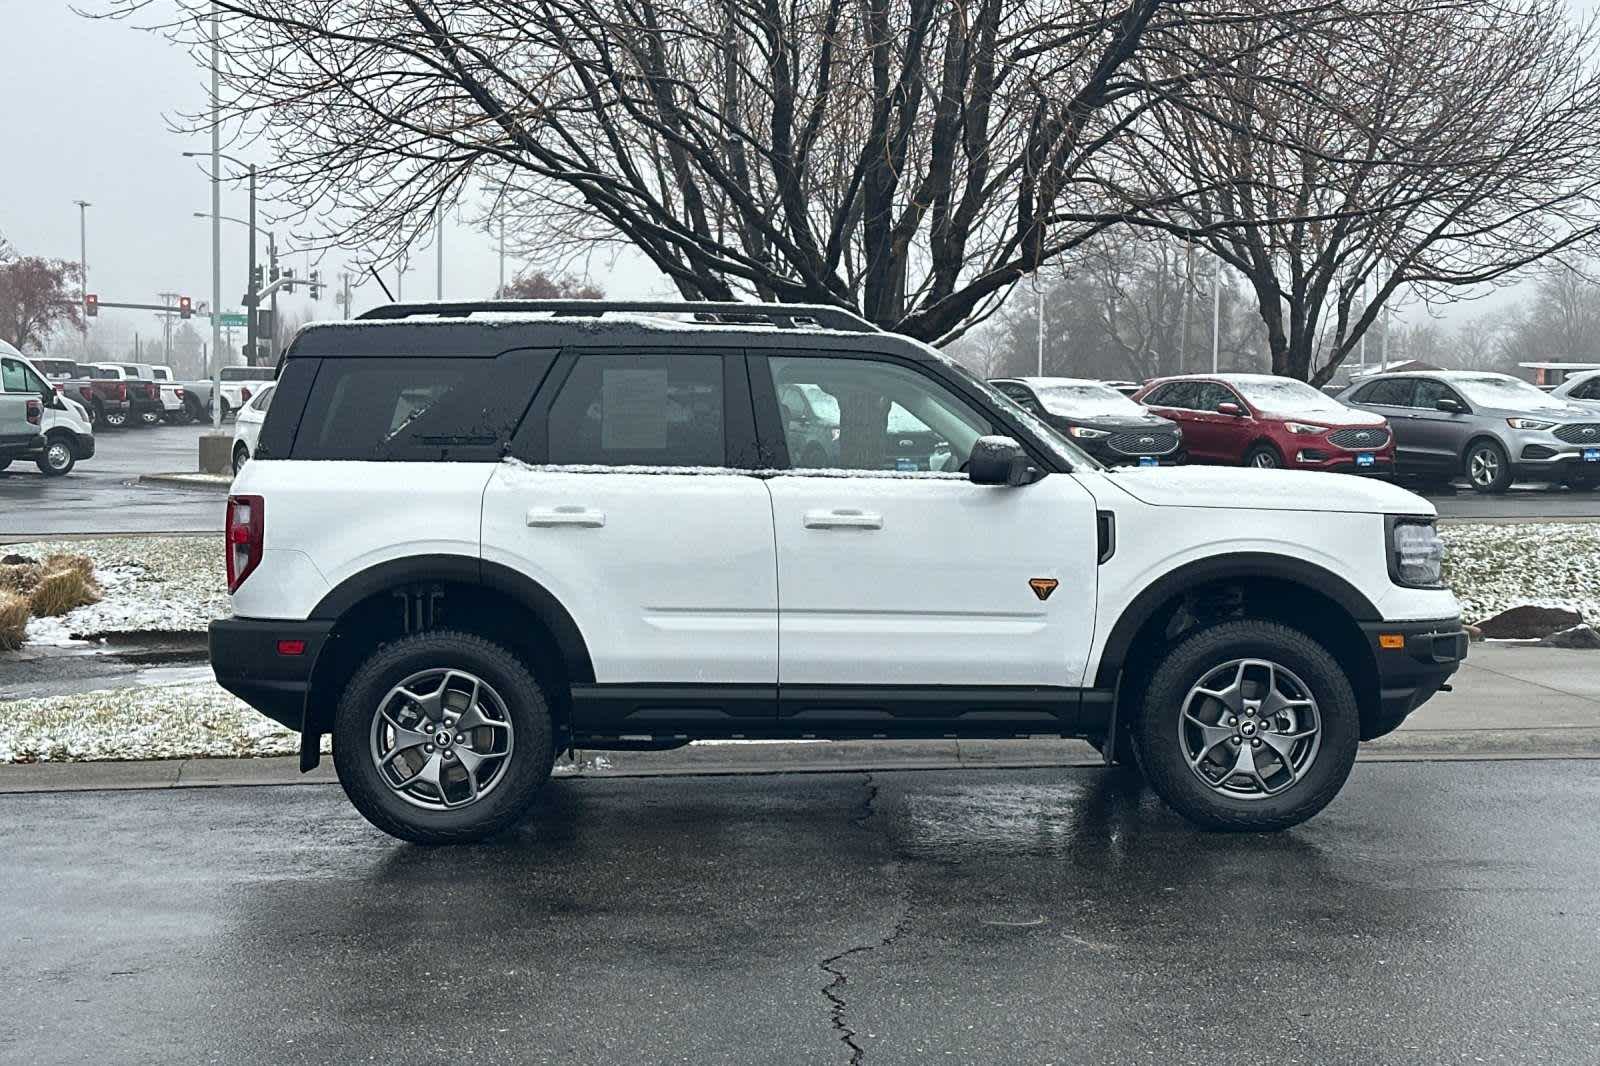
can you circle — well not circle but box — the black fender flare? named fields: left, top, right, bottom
left=308, top=553, right=594, bottom=683
left=1092, top=552, right=1381, bottom=688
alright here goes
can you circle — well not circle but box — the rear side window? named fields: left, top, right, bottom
left=288, top=351, right=554, bottom=462
left=546, top=353, right=725, bottom=467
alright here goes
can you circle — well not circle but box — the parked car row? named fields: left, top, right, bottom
left=987, top=369, right=1600, bottom=492
left=27, top=359, right=277, bottom=428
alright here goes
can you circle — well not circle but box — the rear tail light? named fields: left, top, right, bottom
left=53, top=383, right=63, bottom=394
left=241, top=387, right=253, bottom=403
left=25, top=399, right=41, bottom=425
left=116, top=382, right=127, bottom=401
left=175, top=387, right=186, bottom=399
left=226, top=494, right=264, bottom=593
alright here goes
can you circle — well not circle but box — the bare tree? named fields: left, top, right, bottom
left=1126, top=0, right=1600, bottom=383
left=104, top=0, right=1366, bottom=343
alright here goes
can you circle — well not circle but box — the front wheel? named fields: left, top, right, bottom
left=1244, top=444, right=1283, bottom=469
left=332, top=631, right=555, bottom=844
left=1465, top=440, right=1512, bottom=494
left=36, top=435, right=75, bottom=477
left=1132, top=619, right=1359, bottom=831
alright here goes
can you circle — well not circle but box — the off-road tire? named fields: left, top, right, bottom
left=332, top=630, right=555, bottom=845
left=1132, top=619, right=1359, bottom=832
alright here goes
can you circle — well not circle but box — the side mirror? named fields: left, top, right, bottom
left=968, top=435, right=1040, bottom=486
left=1216, top=401, right=1244, bottom=417
left=1435, top=397, right=1464, bottom=413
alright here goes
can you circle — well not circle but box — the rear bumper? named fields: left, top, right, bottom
left=209, top=617, right=334, bottom=732
left=1360, top=617, right=1468, bottom=740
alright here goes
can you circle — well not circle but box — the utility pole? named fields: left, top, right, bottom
left=498, top=216, right=506, bottom=297
left=436, top=207, right=444, bottom=300
left=208, top=5, right=224, bottom=431
left=73, top=200, right=91, bottom=338
left=158, top=293, right=179, bottom=365
left=1035, top=276, right=1045, bottom=375
left=1178, top=245, right=1193, bottom=373
left=244, top=164, right=257, bottom=365
left=1211, top=261, right=1222, bottom=373
left=340, top=272, right=353, bottom=319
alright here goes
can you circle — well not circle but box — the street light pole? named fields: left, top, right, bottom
left=1211, top=261, right=1222, bottom=373
left=498, top=217, right=505, bottom=297
left=209, top=6, right=223, bottom=431
left=73, top=200, right=90, bottom=338
left=436, top=207, right=444, bottom=300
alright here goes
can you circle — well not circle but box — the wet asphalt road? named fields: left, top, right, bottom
left=0, top=421, right=224, bottom=537
left=3, top=760, right=1598, bottom=1065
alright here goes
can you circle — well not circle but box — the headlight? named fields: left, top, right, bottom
left=1390, top=517, right=1445, bottom=588
left=1284, top=422, right=1328, bottom=435
left=1507, top=418, right=1555, bottom=430
left=1069, top=426, right=1110, bottom=439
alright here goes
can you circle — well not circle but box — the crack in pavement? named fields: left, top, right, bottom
left=817, top=773, right=915, bottom=1065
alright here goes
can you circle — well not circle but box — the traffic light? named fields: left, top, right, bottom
left=309, top=270, right=322, bottom=300
left=178, top=296, right=192, bottom=319
left=282, top=267, right=295, bottom=293
left=84, top=293, right=98, bottom=318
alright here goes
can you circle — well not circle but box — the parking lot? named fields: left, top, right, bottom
left=2, top=760, right=1597, bottom=1065
left=2, top=418, right=1597, bottom=538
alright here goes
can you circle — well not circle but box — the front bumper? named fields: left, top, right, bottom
left=209, top=617, right=335, bottom=732
left=1360, top=617, right=1468, bottom=739
left=72, top=432, right=95, bottom=460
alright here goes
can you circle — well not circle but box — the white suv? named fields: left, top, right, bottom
left=210, top=301, right=1465, bottom=844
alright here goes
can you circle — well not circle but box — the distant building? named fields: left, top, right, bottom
left=1324, top=359, right=1440, bottom=390
left=1518, top=362, right=1600, bottom=389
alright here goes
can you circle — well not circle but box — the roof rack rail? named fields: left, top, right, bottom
left=355, top=299, right=879, bottom=333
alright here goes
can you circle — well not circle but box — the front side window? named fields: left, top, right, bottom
left=1193, top=382, right=1241, bottom=412
left=767, top=356, right=990, bottom=473
left=1413, top=379, right=1463, bottom=410
left=1, top=357, right=28, bottom=393
left=1146, top=381, right=1199, bottom=409
left=547, top=352, right=725, bottom=468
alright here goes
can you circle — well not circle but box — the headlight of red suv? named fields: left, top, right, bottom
left=1284, top=422, right=1328, bottom=435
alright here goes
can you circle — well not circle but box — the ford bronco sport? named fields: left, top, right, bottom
left=210, top=301, right=1466, bottom=844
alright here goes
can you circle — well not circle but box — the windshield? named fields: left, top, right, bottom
left=1452, top=374, right=1574, bottom=412
left=941, top=361, right=1104, bottom=471
left=1231, top=377, right=1354, bottom=417
left=1034, top=382, right=1147, bottom=419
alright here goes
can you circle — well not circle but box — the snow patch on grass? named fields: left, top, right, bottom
left=8, top=536, right=227, bottom=644
left=1441, top=522, right=1600, bottom=624
left=0, top=679, right=326, bottom=763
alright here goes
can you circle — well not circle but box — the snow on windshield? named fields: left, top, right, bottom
left=1231, top=378, right=1352, bottom=417
left=1453, top=375, right=1573, bottom=412
left=1035, top=383, right=1145, bottom=418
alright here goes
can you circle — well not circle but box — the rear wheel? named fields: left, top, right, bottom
left=102, top=408, right=128, bottom=429
left=1244, top=443, right=1283, bottom=469
left=232, top=443, right=250, bottom=476
left=140, top=409, right=161, bottom=426
left=332, top=631, right=555, bottom=844
left=1132, top=619, right=1359, bottom=831
left=36, top=435, right=75, bottom=477
left=1464, top=440, right=1512, bottom=494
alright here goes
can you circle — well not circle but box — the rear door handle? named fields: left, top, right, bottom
left=527, top=506, right=606, bottom=528
left=803, top=508, right=883, bottom=530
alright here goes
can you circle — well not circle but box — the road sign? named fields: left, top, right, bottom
left=219, top=312, right=248, bottom=327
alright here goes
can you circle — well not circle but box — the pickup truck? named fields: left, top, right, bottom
left=140, top=364, right=193, bottom=423
left=30, top=358, right=136, bottom=429
left=217, top=365, right=275, bottom=417
left=87, top=364, right=162, bottom=428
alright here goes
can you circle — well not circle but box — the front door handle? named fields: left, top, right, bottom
left=527, top=506, right=606, bottom=528
left=803, top=508, right=883, bottom=530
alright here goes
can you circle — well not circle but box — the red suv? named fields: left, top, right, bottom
left=1133, top=373, right=1394, bottom=473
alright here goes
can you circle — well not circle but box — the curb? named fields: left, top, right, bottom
left=137, top=473, right=233, bottom=492
left=4, top=731, right=1600, bottom=795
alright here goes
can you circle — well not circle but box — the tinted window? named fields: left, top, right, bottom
left=250, top=385, right=276, bottom=412
left=290, top=351, right=553, bottom=461
left=1572, top=376, right=1600, bottom=401
left=1356, top=378, right=1413, bottom=406
left=1147, top=381, right=1199, bottom=409
left=221, top=366, right=275, bottom=382
left=1194, top=382, right=1240, bottom=411
left=767, top=355, right=991, bottom=472
left=547, top=353, right=725, bottom=467
left=1413, top=379, right=1461, bottom=410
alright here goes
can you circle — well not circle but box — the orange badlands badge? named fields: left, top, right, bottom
left=1028, top=578, right=1059, bottom=601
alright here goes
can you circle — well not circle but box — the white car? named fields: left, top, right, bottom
left=231, top=383, right=275, bottom=474
left=1551, top=369, right=1600, bottom=411
left=210, top=300, right=1466, bottom=844
left=0, top=342, right=95, bottom=476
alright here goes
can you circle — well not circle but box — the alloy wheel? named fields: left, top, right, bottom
left=1250, top=451, right=1279, bottom=469
left=1469, top=447, right=1501, bottom=488
left=1179, top=658, right=1322, bottom=799
left=368, top=668, right=516, bottom=811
